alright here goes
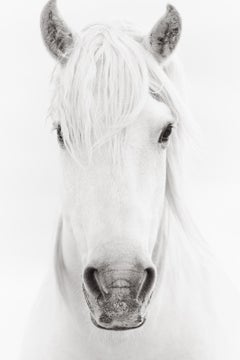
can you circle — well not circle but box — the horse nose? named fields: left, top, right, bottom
left=83, top=264, right=156, bottom=301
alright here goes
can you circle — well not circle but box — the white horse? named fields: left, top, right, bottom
left=21, top=1, right=240, bottom=359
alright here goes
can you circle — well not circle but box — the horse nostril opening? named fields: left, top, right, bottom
left=83, top=267, right=102, bottom=298
left=138, top=267, right=156, bottom=301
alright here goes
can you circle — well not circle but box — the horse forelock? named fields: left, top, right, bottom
left=50, top=23, right=145, bottom=163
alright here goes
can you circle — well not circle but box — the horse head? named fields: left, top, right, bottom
left=41, top=0, right=182, bottom=331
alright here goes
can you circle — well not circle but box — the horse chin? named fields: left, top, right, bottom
left=90, top=314, right=146, bottom=331
left=83, top=284, right=149, bottom=331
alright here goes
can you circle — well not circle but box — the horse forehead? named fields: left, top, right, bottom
left=139, top=95, right=173, bottom=126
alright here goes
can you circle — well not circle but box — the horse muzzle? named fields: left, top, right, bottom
left=83, top=263, right=156, bottom=330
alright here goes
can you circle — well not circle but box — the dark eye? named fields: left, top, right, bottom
left=56, top=123, right=65, bottom=148
left=158, top=123, right=173, bottom=145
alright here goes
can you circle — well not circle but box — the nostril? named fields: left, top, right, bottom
left=83, top=267, right=102, bottom=298
left=138, top=267, right=156, bottom=301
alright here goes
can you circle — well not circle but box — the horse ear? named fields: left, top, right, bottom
left=144, top=4, right=182, bottom=63
left=40, top=0, right=74, bottom=64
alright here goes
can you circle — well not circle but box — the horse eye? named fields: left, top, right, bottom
left=56, top=124, right=65, bottom=148
left=158, top=123, right=173, bottom=145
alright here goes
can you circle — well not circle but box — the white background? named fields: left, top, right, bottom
left=0, top=0, right=239, bottom=359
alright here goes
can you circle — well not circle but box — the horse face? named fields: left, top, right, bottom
left=60, top=96, right=174, bottom=329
